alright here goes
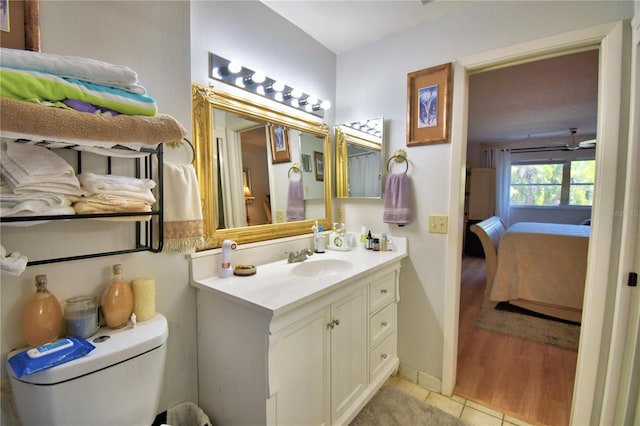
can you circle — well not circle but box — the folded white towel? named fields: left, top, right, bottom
left=0, top=140, right=81, bottom=195
left=0, top=47, right=146, bottom=94
left=1, top=192, right=72, bottom=217
left=1, top=245, right=28, bottom=276
left=78, top=172, right=156, bottom=193
left=163, top=163, right=205, bottom=253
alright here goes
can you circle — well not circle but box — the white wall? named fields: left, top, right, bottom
left=0, top=1, right=337, bottom=423
left=335, top=1, right=633, bottom=386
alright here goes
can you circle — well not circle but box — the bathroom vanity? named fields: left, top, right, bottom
left=191, top=239, right=406, bottom=425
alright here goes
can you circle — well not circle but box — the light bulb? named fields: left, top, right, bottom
left=252, top=71, right=266, bottom=84
left=291, top=88, right=303, bottom=98
left=275, top=92, right=283, bottom=102
left=234, top=77, right=245, bottom=88
left=320, top=100, right=331, bottom=110
left=291, top=99, right=299, bottom=108
left=272, top=80, right=285, bottom=92
left=307, top=95, right=318, bottom=105
left=227, top=61, right=242, bottom=74
left=256, top=85, right=265, bottom=95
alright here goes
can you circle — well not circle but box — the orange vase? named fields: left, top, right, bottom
left=21, top=274, right=63, bottom=347
left=100, top=264, right=133, bottom=329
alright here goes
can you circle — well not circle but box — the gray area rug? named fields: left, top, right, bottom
left=350, top=385, right=468, bottom=426
left=476, top=304, right=580, bottom=351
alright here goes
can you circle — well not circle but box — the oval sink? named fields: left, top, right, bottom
left=291, top=258, right=353, bottom=277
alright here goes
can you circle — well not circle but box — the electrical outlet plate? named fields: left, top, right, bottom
left=428, top=215, right=448, bottom=234
left=275, top=210, right=285, bottom=223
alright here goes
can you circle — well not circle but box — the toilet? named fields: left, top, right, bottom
left=8, top=313, right=168, bottom=426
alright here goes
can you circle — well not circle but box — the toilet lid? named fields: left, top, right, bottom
left=8, top=313, right=168, bottom=385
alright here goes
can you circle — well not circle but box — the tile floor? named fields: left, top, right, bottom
left=385, top=376, right=534, bottom=426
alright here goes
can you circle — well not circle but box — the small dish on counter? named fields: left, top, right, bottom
left=234, top=265, right=257, bottom=276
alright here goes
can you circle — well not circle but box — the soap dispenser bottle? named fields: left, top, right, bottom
left=314, top=222, right=325, bottom=253
left=22, top=274, right=63, bottom=347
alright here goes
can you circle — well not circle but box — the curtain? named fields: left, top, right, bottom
left=218, top=129, right=247, bottom=228
left=488, top=148, right=511, bottom=225
left=348, top=152, right=381, bottom=197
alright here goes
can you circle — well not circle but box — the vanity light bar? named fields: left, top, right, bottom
left=209, top=53, right=330, bottom=118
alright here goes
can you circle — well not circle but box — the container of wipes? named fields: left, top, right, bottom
left=8, top=337, right=96, bottom=378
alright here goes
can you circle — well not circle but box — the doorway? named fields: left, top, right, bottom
left=442, top=22, right=626, bottom=426
left=453, top=50, right=598, bottom=425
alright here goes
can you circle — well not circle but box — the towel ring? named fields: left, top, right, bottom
left=288, top=163, right=301, bottom=179
left=183, top=138, right=195, bottom=164
left=387, top=149, right=408, bottom=174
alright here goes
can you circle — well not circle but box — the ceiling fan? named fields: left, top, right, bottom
left=565, top=128, right=597, bottom=151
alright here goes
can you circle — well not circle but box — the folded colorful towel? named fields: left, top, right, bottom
left=383, top=173, right=412, bottom=226
left=0, top=68, right=157, bottom=116
left=286, top=179, right=305, bottom=221
left=163, top=162, right=206, bottom=253
left=1, top=98, right=186, bottom=146
left=0, top=47, right=145, bottom=94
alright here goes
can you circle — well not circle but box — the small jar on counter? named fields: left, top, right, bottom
left=64, top=295, right=99, bottom=339
left=372, top=238, right=380, bottom=251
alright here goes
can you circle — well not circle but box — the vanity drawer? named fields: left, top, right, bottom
left=369, top=331, right=397, bottom=379
left=369, top=272, right=396, bottom=313
left=369, top=303, right=396, bottom=348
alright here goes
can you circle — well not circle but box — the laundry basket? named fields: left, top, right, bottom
left=164, top=401, right=211, bottom=426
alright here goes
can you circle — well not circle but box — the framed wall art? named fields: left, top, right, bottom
left=0, top=0, right=40, bottom=52
left=314, top=151, right=324, bottom=181
left=269, top=124, right=291, bottom=163
left=406, top=62, right=452, bottom=146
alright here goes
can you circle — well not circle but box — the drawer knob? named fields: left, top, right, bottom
left=380, top=288, right=388, bottom=294
left=381, top=353, right=388, bottom=360
left=381, top=321, right=388, bottom=327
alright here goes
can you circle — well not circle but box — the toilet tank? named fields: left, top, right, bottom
left=8, top=313, right=168, bottom=426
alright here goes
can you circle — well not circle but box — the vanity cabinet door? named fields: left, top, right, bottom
left=271, top=307, right=331, bottom=426
left=330, top=287, right=368, bottom=423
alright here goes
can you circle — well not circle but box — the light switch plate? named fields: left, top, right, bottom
left=276, top=210, right=285, bottom=223
left=336, top=208, right=345, bottom=223
left=428, top=215, right=448, bottom=234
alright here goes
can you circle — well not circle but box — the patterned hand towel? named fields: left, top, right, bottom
left=286, top=179, right=305, bottom=221
left=383, top=173, right=412, bottom=226
left=163, top=162, right=206, bottom=253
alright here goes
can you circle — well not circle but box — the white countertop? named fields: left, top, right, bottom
left=191, top=238, right=407, bottom=316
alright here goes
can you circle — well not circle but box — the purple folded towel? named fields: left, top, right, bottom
left=286, top=179, right=305, bottom=221
left=383, top=173, right=412, bottom=225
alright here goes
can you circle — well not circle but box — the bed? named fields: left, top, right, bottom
left=490, top=222, right=590, bottom=323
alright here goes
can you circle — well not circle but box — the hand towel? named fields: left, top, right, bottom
left=78, top=172, right=156, bottom=204
left=1, top=98, right=186, bottom=146
left=163, top=162, right=206, bottom=253
left=1, top=245, right=28, bottom=276
left=383, top=173, right=412, bottom=226
left=286, top=179, right=305, bottom=221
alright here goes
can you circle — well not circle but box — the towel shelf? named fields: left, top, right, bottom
left=0, top=144, right=164, bottom=266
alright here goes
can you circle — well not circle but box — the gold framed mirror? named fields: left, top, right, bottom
left=192, top=83, right=332, bottom=249
left=335, top=117, right=384, bottom=198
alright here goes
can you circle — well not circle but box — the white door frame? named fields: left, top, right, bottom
left=442, top=21, right=626, bottom=426
left=603, top=17, right=640, bottom=425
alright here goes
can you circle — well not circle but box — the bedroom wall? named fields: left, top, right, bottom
left=334, top=1, right=633, bottom=388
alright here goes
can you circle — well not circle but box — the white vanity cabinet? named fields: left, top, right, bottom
left=192, top=248, right=404, bottom=426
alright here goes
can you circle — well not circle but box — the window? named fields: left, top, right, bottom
left=510, top=160, right=595, bottom=207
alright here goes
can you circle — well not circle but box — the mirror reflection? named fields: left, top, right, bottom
left=335, top=117, right=384, bottom=199
left=192, top=84, right=332, bottom=249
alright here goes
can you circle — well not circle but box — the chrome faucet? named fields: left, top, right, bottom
left=288, top=248, right=313, bottom=263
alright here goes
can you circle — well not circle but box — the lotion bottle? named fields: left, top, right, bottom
left=219, top=240, right=237, bottom=278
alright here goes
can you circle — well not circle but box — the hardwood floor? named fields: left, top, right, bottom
left=454, top=256, right=577, bottom=426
